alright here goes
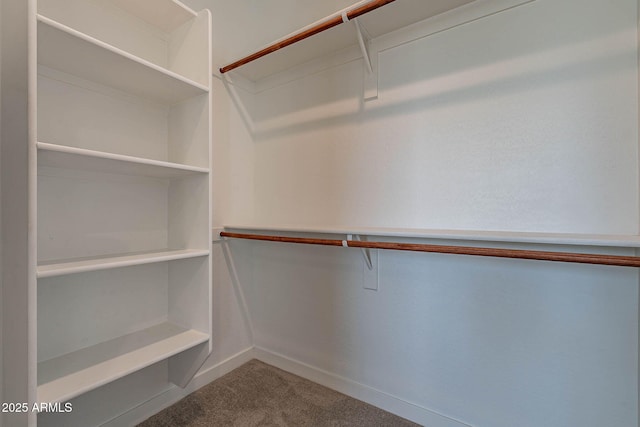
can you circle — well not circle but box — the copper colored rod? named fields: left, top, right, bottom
left=219, top=0, right=397, bottom=74
left=220, top=231, right=640, bottom=268
left=221, top=232, right=345, bottom=248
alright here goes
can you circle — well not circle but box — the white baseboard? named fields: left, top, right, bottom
left=253, top=346, right=472, bottom=427
left=103, top=346, right=472, bottom=427
left=102, top=347, right=255, bottom=427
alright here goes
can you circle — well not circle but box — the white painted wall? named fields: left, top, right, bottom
left=240, top=241, right=638, bottom=427
left=1, top=0, right=31, bottom=425
left=0, top=1, right=4, bottom=423
left=245, top=0, right=638, bottom=233
left=207, top=0, right=640, bottom=426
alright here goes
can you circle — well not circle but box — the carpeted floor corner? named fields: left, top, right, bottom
left=137, top=359, right=421, bottom=426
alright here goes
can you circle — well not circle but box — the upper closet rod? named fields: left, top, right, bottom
left=220, top=231, right=640, bottom=268
left=219, top=0, right=396, bottom=74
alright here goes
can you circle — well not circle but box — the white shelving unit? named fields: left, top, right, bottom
left=29, top=0, right=212, bottom=418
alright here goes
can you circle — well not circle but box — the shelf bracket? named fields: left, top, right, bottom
left=349, top=234, right=373, bottom=270
left=353, top=18, right=373, bottom=75
left=351, top=18, right=378, bottom=100
left=220, top=72, right=256, bottom=134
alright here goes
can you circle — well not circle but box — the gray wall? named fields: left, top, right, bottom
left=1, top=0, right=31, bottom=425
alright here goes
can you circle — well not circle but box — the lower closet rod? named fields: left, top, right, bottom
left=219, top=231, right=640, bottom=268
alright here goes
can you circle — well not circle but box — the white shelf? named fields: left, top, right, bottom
left=222, top=0, right=476, bottom=81
left=108, top=0, right=196, bottom=32
left=37, top=322, right=209, bottom=403
left=37, top=15, right=208, bottom=104
left=37, top=142, right=209, bottom=178
left=37, top=249, right=210, bottom=278
left=222, top=225, right=640, bottom=248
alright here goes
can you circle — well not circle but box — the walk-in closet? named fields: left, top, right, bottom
left=1, top=0, right=639, bottom=426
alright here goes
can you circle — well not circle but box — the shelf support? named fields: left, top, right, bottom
left=353, top=19, right=373, bottom=74
left=351, top=18, right=378, bottom=100
left=220, top=72, right=256, bottom=134
left=349, top=234, right=373, bottom=270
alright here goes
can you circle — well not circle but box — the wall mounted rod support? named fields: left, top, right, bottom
left=219, top=231, right=640, bottom=268
left=350, top=234, right=373, bottom=270
left=353, top=19, right=373, bottom=74
left=219, top=0, right=396, bottom=74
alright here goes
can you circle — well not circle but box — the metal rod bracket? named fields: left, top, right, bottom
left=353, top=19, right=373, bottom=74
left=351, top=18, right=378, bottom=100
left=352, top=234, right=373, bottom=270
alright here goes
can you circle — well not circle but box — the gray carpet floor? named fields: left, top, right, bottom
left=137, top=359, right=421, bottom=426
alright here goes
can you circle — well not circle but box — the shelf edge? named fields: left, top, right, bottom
left=37, top=249, right=210, bottom=279
left=37, top=329, right=209, bottom=403
left=37, top=142, right=210, bottom=175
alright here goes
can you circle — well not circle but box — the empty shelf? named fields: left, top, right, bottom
left=38, top=322, right=209, bottom=403
left=107, top=0, right=196, bottom=32
left=37, top=249, right=210, bottom=278
left=37, top=15, right=208, bottom=104
left=37, top=142, right=209, bottom=178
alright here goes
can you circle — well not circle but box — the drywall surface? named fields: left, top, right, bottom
left=0, top=2, right=4, bottom=423
left=216, top=0, right=639, bottom=426
left=1, top=0, right=31, bottom=425
left=246, top=0, right=639, bottom=234
left=242, top=240, right=638, bottom=427
left=0, top=2, right=4, bottom=424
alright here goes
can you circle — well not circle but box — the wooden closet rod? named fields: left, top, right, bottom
left=220, top=232, right=640, bottom=268
left=219, top=0, right=396, bottom=74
